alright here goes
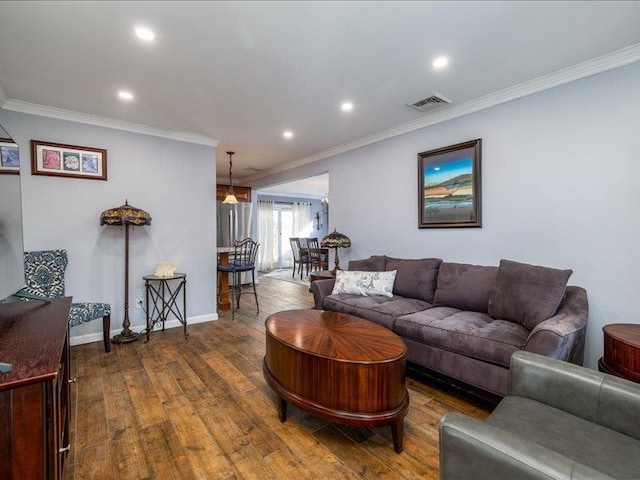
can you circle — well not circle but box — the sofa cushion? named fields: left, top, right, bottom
left=322, top=293, right=431, bottom=330
left=348, top=255, right=386, bottom=272
left=394, top=307, right=529, bottom=367
left=331, top=270, right=397, bottom=297
left=488, top=259, right=573, bottom=330
left=487, top=396, right=640, bottom=479
left=433, top=262, right=497, bottom=313
left=385, top=257, right=442, bottom=302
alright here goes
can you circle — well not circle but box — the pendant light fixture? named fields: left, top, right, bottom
left=223, top=151, right=239, bottom=204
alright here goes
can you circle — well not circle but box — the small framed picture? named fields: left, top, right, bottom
left=0, top=138, right=20, bottom=175
left=418, top=139, right=482, bottom=228
left=31, top=140, right=107, bottom=180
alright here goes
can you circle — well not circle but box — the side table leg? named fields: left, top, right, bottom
left=145, top=281, right=150, bottom=343
left=278, top=397, right=287, bottom=423
left=183, top=279, right=188, bottom=338
left=391, top=420, right=403, bottom=453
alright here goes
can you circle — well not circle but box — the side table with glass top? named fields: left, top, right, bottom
left=143, top=273, right=187, bottom=342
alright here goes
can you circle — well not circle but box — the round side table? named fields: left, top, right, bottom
left=598, top=323, right=640, bottom=383
left=309, top=270, right=336, bottom=283
left=309, top=270, right=336, bottom=292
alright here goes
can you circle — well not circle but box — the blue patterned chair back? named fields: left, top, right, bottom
left=22, top=249, right=68, bottom=299
left=20, top=249, right=112, bottom=352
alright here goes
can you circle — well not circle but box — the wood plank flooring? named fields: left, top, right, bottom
left=65, top=275, right=490, bottom=479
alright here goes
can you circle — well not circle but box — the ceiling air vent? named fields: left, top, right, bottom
left=408, top=92, right=452, bottom=112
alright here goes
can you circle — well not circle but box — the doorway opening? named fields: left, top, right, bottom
left=256, top=173, right=329, bottom=278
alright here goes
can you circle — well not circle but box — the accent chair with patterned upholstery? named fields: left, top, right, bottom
left=21, top=249, right=111, bottom=352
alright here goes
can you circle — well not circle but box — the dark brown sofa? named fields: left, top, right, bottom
left=310, top=256, right=588, bottom=397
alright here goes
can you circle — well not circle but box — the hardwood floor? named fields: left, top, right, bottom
left=65, top=275, right=489, bottom=479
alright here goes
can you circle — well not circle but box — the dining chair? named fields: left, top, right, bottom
left=306, top=237, right=329, bottom=271
left=289, top=237, right=310, bottom=279
left=217, top=238, right=260, bottom=321
left=20, top=249, right=112, bottom=352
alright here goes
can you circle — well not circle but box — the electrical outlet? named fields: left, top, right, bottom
left=135, top=295, right=143, bottom=309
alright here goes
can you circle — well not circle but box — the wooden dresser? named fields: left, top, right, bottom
left=0, top=297, right=72, bottom=479
left=598, top=323, right=640, bottom=383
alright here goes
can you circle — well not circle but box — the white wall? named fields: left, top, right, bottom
left=0, top=110, right=217, bottom=343
left=252, top=62, right=640, bottom=368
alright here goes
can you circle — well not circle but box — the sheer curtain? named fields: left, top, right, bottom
left=257, top=200, right=275, bottom=271
left=292, top=202, right=313, bottom=238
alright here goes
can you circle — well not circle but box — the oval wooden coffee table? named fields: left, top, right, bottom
left=263, top=309, right=409, bottom=453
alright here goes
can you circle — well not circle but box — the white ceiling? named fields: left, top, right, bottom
left=0, top=1, right=639, bottom=183
left=256, top=173, right=329, bottom=199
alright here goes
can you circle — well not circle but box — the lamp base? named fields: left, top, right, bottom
left=111, top=329, right=139, bottom=344
left=330, top=247, right=342, bottom=275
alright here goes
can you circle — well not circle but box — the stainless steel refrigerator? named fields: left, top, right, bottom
left=217, top=201, right=254, bottom=283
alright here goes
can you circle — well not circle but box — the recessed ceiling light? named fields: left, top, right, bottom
left=117, top=90, right=134, bottom=101
left=134, top=26, right=155, bottom=42
left=283, top=130, right=294, bottom=139
left=341, top=101, right=354, bottom=112
left=432, top=56, right=449, bottom=69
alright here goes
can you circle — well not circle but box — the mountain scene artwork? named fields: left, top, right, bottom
left=418, top=139, right=481, bottom=228
left=423, top=153, right=474, bottom=222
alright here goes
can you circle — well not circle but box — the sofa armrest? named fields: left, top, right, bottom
left=439, top=412, right=611, bottom=480
left=510, top=351, right=640, bottom=440
left=310, top=278, right=335, bottom=310
left=524, top=286, right=588, bottom=365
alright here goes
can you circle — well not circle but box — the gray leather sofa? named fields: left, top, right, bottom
left=440, top=351, right=640, bottom=480
left=311, top=256, right=588, bottom=397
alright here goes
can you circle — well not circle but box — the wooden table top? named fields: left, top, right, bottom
left=603, top=323, right=640, bottom=346
left=309, top=270, right=335, bottom=279
left=265, top=309, right=406, bottom=363
left=0, top=297, right=71, bottom=390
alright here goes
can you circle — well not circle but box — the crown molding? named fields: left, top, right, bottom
left=244, top=42, right=640, bottom=183
left=257, top=191, right=324, bottom=200
left=1, top=99, right=219, bottom=147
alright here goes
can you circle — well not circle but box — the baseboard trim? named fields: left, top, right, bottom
left=406, top=361, right=501, bottom=410
left=69, top=313, right=218, bottom=347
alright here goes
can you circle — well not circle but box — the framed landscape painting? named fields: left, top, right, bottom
left=31, top=140, right=107, bottom=181
left=418, top=139, right=482, bottom=228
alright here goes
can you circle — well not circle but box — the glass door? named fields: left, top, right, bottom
left=273, top=204, right=294, bottom=269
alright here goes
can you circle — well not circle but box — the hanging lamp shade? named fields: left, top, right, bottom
left=100, top=200, right=152, bottom=226
left=223, top=193, right=239, bottom=205
left=223, top=151, right=239, bottom=204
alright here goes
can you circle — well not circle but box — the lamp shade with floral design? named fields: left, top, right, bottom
left=100, top=200, right=152, bottom=226
left=321, top=229, right=351, bottom=273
